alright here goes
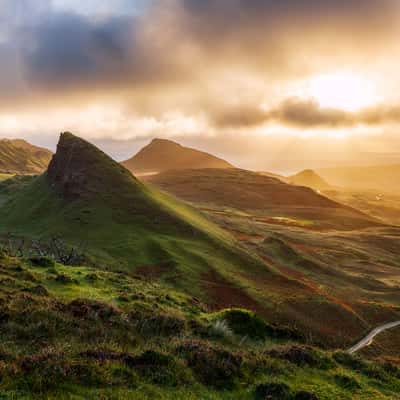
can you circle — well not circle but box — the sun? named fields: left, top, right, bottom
left=306, top=71, right=378, bottom=112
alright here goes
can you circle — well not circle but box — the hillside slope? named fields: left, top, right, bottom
left=0, top=133, right=275, bottom=299
left=0, top=134, right=398, bottom=346
left=0, top=138, right=52, bottom=174
left=146, top=168, right=380, bottom=229
left=123, top=138, right=234, bottom=174
left=0, top=251, right=399, bottom=399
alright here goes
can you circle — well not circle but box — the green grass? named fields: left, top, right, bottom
left=0, top=252, right=398, bottom=399
left=0, top=134, right=271, bottom=303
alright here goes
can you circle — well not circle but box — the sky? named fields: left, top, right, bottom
left=0, top=0, right=400, bottom=172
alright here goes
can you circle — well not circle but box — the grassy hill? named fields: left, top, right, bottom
left=0, top=133, right=280, bottom=303
left=0, top=251, right=399, bottom=399
left=145, top=168, right=381, bottom=230
left=122, top=138, right=234, bottom=174
left=1, top=134, right=399, bottom=353
left=0, top=138, right=52, bottom=174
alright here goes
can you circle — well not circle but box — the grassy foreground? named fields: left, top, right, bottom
left=0, top=252, right=399, bottom=399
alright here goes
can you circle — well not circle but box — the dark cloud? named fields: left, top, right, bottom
left=212, top=98, right=400, bottom=129
left=0, top=0, right=399, bottom=112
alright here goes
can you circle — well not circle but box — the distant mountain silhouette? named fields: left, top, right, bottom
left=122, top=138, right=233, bottom=174
left=0, top=138, right=52, bottom=174
left=289, top=169, right=331, bottom=191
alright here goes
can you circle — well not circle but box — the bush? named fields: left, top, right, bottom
left=66, top=298, right=121, bottom=321
left=125, top=350, right=190, bottom=386
left=334, top=374, right=361, bottom=390
left=216, top=308, right=303, bottom=341
left=268, top=346, right=333, bottom=369
left=333, top=351, right=387, bottom=381
left=133, top=311, right=186, bottom=337
left=332, top=351, right=365, bottom=370
left=29, top=257, right=55, bottom=269
left=177, top=339, right=243, bottom=389
left=254, top=382, right=291, bottom=400
left=294, top=391, right=319, bottom=400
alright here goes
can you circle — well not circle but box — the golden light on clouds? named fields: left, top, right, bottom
left=0, top=0, right=399, bottom=169
left=305, top=71, right=379, bottom=112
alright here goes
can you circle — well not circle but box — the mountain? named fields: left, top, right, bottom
left=0, top=133, right=272, bottom=296
left=0, top=138, right=52, bottom=174
left=0, top=133, right=399, bottom=356
left=122, top=138, right=234, bottom=174
left=316, top=164, right=400, bottom=193
left=146, top=168, right=379, bottom=229
left=289, top=169, right=331, bottom=191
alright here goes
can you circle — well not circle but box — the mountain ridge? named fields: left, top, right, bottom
left=123, top=138, right=234, bottom=174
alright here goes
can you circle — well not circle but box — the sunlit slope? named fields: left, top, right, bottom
left=0, top=138, right=52, bottom=174
left=123, top=138, right=234, bottom=174
left=0, top=133, right=272, bottom=295
left=146, top=168, right=381, bottom=230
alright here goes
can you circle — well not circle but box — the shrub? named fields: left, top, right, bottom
left=334, top=374, right=361, bottom=390
left=268, top=346, right=333, bottom=369
left=29, top=257, right=55, bottom=269
left=133, top=311, right=186, bottom=337
left=177, top=339, right=243, bottom=389
left=125, top=350, right=190, bottom=386
left=216, top=308, right=303, bottom=341
left=294, top=391, right=319, bottom=400
left=66, top=298, right=121, bottom=321
left=254, top=382, right=292, bottom=400
left=332, top=351, right=365, bottom=370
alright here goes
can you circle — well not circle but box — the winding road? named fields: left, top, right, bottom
left=348, top=321, right=400, bottom=354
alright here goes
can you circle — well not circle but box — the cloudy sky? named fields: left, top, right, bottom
left=1, top=0, right=400, bottom=172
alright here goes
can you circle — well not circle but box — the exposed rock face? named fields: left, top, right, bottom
left=47, top=132, right=135, bottom=200
left=122, top=138, right=234, bottom=174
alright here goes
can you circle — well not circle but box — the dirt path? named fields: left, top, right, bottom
left=348, top=321, right=400, bottom=354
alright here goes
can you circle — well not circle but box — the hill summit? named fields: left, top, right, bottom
left=47, top=132, right=139, bottom=200
left=122, top=138, right=234, bottom=174
left=289, top=169, right=331, bottom=191
left=0, top=138, right=52, bottom=174
left=0, top=133, right=260, bottom=284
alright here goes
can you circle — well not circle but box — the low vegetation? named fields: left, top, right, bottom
left=0, top=251, right=398, bottom=399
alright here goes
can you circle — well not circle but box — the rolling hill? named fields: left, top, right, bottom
left=0, top=138, right=52, bottom=174
left=0, top=133, right=399, bottom=358
left=122, top=138, right=234, bottom=174
left=0, top=133, right=276, bottom=299
left=289, top=169, right=332, bottom=191
left=145, top=168, right=380, bottom=230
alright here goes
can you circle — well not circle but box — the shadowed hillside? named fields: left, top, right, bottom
left=0, top=139, right=52, bottom=174
left=122, top=138, right=234, bottom=174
